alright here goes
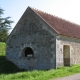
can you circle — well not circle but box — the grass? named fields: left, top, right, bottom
left=0, top=42, right=5, bottom=56
left=0, top=42, right=80, bottom=80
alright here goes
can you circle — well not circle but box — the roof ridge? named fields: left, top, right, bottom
left=31, top=7, right=55, bottom=17
left=29, top=7, right=80, bottom=38
left=30, top=7, right=60, bottom=34
left=30, top=7, right=80, bottom=27
left=55, top=15, right=80, bottom=27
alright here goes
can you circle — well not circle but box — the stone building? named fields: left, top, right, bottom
left=6, top=7, right=80, bottom=70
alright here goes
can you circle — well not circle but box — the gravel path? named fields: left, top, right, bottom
left=51, top=73, right=80, bottom=80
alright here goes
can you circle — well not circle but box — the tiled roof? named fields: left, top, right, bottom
left=31, top=7, right=80, bottom=39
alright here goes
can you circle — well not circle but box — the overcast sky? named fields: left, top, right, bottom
left=0, top=0, right=80, bottom=32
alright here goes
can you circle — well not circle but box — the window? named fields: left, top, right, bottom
left=25, top=47, right=33, bottom=57
left=22, top=47, right=34, bottom=58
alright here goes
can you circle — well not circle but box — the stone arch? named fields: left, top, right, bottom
left=22, top=47, right=34, bottom=58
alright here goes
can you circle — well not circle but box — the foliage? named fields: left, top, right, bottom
left=0, top=42, right=80, bottom=80
left=0, top=29, right=8, bottom=42
left=0, top=7, right=13, bottom=31
left=0, top=42, right=5, bottom=56
left=0, top=7, right=13, bottom=42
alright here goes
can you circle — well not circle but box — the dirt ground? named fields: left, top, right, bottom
left=51, top=73, right=80, bottom=80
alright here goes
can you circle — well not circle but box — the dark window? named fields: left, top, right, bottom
left=24, top=47, right=34, bottom=57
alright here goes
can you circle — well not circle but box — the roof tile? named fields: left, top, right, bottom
left=31, top=7, right=80, bottom=39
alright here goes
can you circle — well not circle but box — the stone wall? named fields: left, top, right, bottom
left=56, top=35, right=80, bottom=68
left=6, top=8, right=56, bottom=70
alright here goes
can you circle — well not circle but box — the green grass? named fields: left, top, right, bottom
left=0, top=42, right=6, bottom=56
left=0, top=42, right=80, bottom=80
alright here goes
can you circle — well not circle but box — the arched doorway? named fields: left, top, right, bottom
left=25, top=47, right=33, bottom=57
left=22, top=47, right=34, bottom=58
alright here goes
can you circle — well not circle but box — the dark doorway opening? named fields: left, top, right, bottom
left=24, top=47, right=34, bottom=57
left=63, top=45, right=70, bottom=66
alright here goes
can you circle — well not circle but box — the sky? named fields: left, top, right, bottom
left=0, top=0, right=80, bottom=32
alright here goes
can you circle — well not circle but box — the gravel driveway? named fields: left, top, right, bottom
left=51, top=73, right=80, bottom=80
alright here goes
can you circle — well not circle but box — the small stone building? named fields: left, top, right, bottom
left=6, top=7, right=80, bottom=70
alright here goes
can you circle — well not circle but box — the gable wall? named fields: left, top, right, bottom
left=56, top=35, right=80, bottom=68
left=6, top=8, right=57, bottom=70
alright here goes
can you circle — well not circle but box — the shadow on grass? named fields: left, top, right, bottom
left=0, top=56, right=23, bottom=74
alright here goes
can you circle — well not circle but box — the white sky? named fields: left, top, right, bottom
left=0, top=0, right=80, bottom=32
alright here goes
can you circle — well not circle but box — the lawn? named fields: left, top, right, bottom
left=0, top=42, right=80, bottom=80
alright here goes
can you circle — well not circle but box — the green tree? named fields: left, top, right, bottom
left=0, top=7, right=13, bottom=31
left=0, top=7, right=13, bottom=42
left=0, top=29, right=8, bottom=42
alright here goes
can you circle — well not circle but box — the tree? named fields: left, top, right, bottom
left=0, top=7, right=13, bottom=31
left=0, top=29, right=8, bottom=42
left=0, top=7, right=13, bottom=42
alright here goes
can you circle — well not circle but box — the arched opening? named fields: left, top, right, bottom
left=22, top=47, right=34, bottom=59
left=24, top=47, right=34, bottom=57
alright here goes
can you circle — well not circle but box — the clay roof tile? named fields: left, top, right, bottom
left=31, top=7, right=80, bottom=39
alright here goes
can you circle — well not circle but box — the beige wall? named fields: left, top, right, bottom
left=56, top=35, right=80, bottom=68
